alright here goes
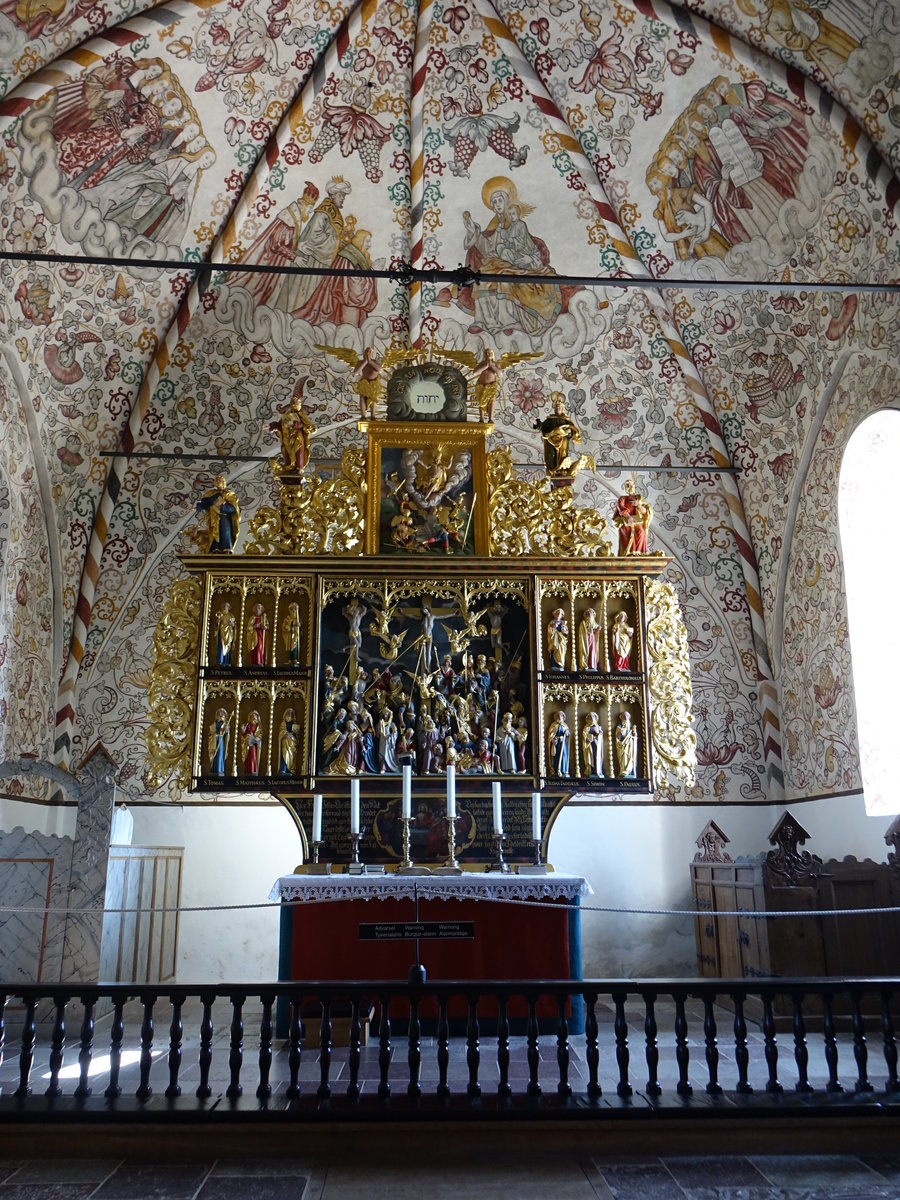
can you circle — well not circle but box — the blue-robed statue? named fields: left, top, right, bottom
left=195, top=473, right=240, bottom=552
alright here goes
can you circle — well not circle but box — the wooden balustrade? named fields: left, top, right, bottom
left=0, top=979, right=898, bottom=1120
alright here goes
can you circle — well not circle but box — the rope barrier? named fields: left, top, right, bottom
left=2, top=892, right=899, bottom=920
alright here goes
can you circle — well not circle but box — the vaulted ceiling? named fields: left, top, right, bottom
left=0, top=0, right=897, bottom=807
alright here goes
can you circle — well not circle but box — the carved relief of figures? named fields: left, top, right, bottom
left=547, top=710, right=570, bottom=777
left=208, top=708, right=231, bottom=775
left=615, top=711, right=638, bottom=778
left=614, top=480, right=652, bottom=555
left=195, top=474, right=240, bottom=552
left=546, top=607, right=569, bottom=670
left=246, top=603, right=268, bottom=667
left=578, top=607, right=600, bottom=671
left=283, top=601, right=302, bottom=666
left=240, top=710, right=263, bottom=776
left=278, top=708, right=298, bottom=776
left=612, top=611, right=634, bottom=671
left=214, top=602, right=236, bottom=666
left=582, top=713, right=605, bottom=778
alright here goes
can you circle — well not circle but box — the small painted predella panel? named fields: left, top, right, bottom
left=314, top=577, right=531, bottom=782
left=364, top=422, right=491, bottom=556
left=280, top=787, right=561, bottom=867
left=385, top=361, right=468, bottom=422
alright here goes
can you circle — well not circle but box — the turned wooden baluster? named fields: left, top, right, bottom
left=45, top=996, right=67, bottom=1099
left=0, top=993, right=5, bottom=1079
left=584, top=991, right=601, bottom=1099
left=75, top=996, right=95, bottom=1100
left=674, top=991, right=692, bottom=1097
left=882, top=989, right=899, bottom=1093
left=556, top=995, right=571, bottom=1097
left=347, top=997, right=361, bottom=1100
left=227, top=992, right=245, bottom=1099
left=823, top=993, right=843, bottom=1093
left=407, top=988, right=421, bottom=1099
left=762, top=994, right=781, bottom=1094
left=105, top=999, right=124, bottom=1100
left=497, top=996, right=511, bottom=1100
left=318, top=996, right=333, bottom=1100
left=286, top=997, right=302, bottom=1100
left=136, top=993, right=155, bottom=1101
left=732, top=992, right=752, bottom=1094
left=377, top=993, right=392, bottom=1101
left=15, top=998, right=35, bottom=1097
left=613, top=989, right=632, bottom=1098
left=703, top=995, right=722, bottom=1095
left=643, top=991, right=660, bottom=1098
left=196, top=992, right=215, bottom=1100
left=526, top=995, right=541, bottom=1098
left=257, top=992, right=274, bottom=1100
left=792, top=993, right=813, bottom=1094
left=436, top=994, right=450, bottom=1098
left=466, top=993, right=481, bottom=1099
left=851, top=990, right=873, bottom=1093
left=166, top=995, right=183, bottom=1098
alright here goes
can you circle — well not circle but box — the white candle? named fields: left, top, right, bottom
left=532, top=792, right=542, bottom=842
left=402, top=763, right=412, bottom=820
left=492, top=781, right=503, bottom=835
left=312, top=793, right=323, bottom=843
left=350, top=778, right=360, bottom=835
left=446, top=764, right=456, bottom=819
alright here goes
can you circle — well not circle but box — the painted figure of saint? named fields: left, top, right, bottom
left=546, top=608, right=569, bottom=671
left=614, top=480, right=653, bottom=555
left=283, top=601, right=302, bottom=666
left=208, top=708, right=230, bottom=775
left=497, top=712, right=518, bottom=773
left=515, top=715, right=529, bottom=773
left=246, top=603, right=268, bottom=666
left=278, top=708, right=298, bottom=776
left=615, top=711, right=638, bottom=778
left=535, top=392, right=586, bottom=478
left=612, top=611, right=634, bottom=671
left=582, top=713, right=605, bottom=778
left=547, top=710, right=570, bottom=777
left=214, top=601, right=236, bottom=666
left=195, top=473, right=240, bottom=552
left=578, top=608, right=600, bottom=671
left=271, top=177, right=352, bottom=315
left=241, top=710, right=263, bottom=776
left=325, top=720, right=364, bottom=775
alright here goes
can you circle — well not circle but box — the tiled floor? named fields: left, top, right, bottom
left=0, top=1153, right=899, bottom=1199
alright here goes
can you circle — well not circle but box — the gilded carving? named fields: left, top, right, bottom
left=487, top=448, right=612, bottom=558
left=144, top=576, right=204, bottom=790
left=645, top=579, right=697, bottom=787
left=245, top=447, right=367, bottom=556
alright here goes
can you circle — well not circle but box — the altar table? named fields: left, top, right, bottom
left=270, top=873, right=590, bottom=1035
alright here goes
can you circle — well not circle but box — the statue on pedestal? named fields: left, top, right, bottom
left=614, top=479, right=653, bottom=555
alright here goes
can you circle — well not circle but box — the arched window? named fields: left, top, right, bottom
left=838, top=409, right=900, bottom=816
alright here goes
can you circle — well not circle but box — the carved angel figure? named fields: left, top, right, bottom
left=442, top=346, right=541, bottom=422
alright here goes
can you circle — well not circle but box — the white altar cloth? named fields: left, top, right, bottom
left=269, top=872, right=591, bottom=904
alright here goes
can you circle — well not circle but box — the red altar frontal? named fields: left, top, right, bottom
left=271, top=873, right=589, bottom=1034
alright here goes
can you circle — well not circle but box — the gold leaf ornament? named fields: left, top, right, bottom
left=143, top=576, right=203, bottom=790
left=645, top=580, right=697, bottom=787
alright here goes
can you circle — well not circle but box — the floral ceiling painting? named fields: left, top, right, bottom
left=0, top=0, right=896, bottom=807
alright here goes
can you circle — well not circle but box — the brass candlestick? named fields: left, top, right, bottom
left=305, top=839, right=332, bottom=875
left=432, top=815, right=462, bottom=875
left=491, top=833, right=511, bottom=874
left=397, top=815, right=431, bottom=876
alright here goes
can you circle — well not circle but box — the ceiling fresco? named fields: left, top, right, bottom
left=0, top=0, right=897, bottom=807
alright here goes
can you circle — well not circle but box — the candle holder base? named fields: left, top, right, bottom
left=346, top=862, right=366, bottom=875
left=490, top=833, right=512, bottom=874
left=432, top=862, right=462, bottom=876
left=516, top=863, right=549, bottom=875
left=303, top=862, right=332, bottom=875
left=397, top=865, right=433, bottom=876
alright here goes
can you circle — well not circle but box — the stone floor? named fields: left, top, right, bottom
left=0, top=1152, right=899, bottom=1199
